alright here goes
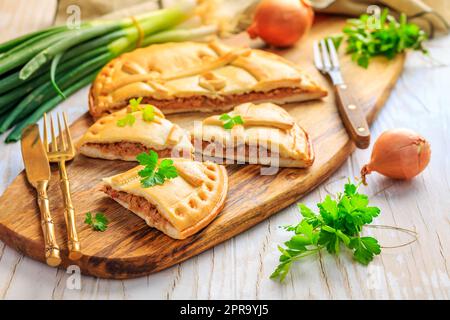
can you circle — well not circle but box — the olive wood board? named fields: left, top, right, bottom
left=0, top=16, right=405, bottom=279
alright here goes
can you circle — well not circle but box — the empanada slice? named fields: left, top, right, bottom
left=89, top=41, right=327, bottom=118
left=77, top=104, right=193, bottom=161
left=192, top=102, right=314, bottom=168
left=102, top=158, right=228, bottom=239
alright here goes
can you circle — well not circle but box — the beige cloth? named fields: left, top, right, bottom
left=55, top=0, right=449, bottom=36
left=54, top=0, right=160, bottom=23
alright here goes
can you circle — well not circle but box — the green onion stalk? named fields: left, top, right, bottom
left=5, top=72, right=98, bottom=143
left=0, top=3, right=218, bottom=142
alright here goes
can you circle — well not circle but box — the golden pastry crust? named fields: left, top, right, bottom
left=77, top=105, right=193, bottom=161
left=102, top=159, right=228, bottom=239
left=89, top=41, right=327, bottom=119
left=192, top=102, right=314, bottom=168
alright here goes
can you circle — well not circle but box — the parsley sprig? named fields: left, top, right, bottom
left=136, top=150, right=178, bottom=188
left=117, top=97, right=155, bottom=127
left=84, top=212, right=109, bottom=232
left=329, top=9, right=427, bottom=68
left=219, top=113, right=244, bottom=130
left=271, top=182, right=381, bottom=282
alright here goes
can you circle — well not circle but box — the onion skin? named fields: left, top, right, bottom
left=361, top=129, right=431, bottom=184
left=247, top=0, right=314, bottom=48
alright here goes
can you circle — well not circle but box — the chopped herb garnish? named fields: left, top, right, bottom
left=270, top=181, right=381, bottom=282
left=136, top=150, right=178, bottom=188
left=129, top=97, right=143, bottom=112
left=84, top=212, right=109, bottom=232
left=219, top=113, right=244, bottom=129
left=142, top=105, right=155, bottom=122
left=329, top=9, right=427, bottom=68
left=117, top=97, right=157, bottom=126
left=116, top=113, right=136, bottom=127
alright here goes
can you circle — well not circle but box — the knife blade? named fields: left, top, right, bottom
left=21, top=125, right=50, bottom=186
left=21, top=124, right=61, bottom=267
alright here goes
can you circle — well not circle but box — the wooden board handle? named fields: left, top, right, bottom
left=335, top=84, right=371, bottom=149
left=59, top=161, right=82, bottom=261
left=37, top=180, right=61, bottom=267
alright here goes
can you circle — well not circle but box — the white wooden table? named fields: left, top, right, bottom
left=0, top=0, right=449, bottom=300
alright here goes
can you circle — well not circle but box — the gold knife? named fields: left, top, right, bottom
left=21, top=125, right=61, bottom=267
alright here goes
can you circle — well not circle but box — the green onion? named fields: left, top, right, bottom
left=0, top=31, right=71, bottom=77
left=19, top=6, right=192, bottom=80
left=50, top=53, right=65, bottom=98
left=0, top=53, right=111, bottom=133
left=0, top=25, right=68, bottom=54
left=0, top=3, right=218, bottom=142
left=0, top=47, right=107, bottom=114
left=6, top=72, right=98, bottom=143
left=141, top=25, right=218, bottom=46
left=0, top=46, right=107, bottom=95
left=18, top=23, right=122, bottom=80
left=0, top=27, right=67, bottom=61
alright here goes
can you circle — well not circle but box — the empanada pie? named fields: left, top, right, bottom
left=89, top=41, right=327, bottom=119
left=77, top=104, right=193, bottom=161
left=102, top=158, right=228, bottom=239
left=192, top=102, right=314, bottom=168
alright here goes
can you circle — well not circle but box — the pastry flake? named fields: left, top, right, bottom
left=77, top=104, right=193, bottom=161
left=192, top=102, right=314, bottom=168
left=102, top=158, right=228, bottom=239
left=89, top=41, right=327, bottom=118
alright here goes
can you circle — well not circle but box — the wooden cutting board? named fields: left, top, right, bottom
left=0, top=16, right=404, bottom=279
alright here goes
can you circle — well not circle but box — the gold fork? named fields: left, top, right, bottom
left=44, top=112, right=82, bottom=260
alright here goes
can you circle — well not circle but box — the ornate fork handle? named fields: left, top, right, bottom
left=58, top=161, right=82, bottom=260
left=37, top=180, right=61, bottom=267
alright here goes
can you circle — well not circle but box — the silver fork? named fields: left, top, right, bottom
left=44, top=112, right=82, bottom=260
left=313, top=39, right=370, bottom=149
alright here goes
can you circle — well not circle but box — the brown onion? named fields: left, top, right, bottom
left=247, top=0, right=314, bottom=48
left=361, top=128, right=431, bottom=184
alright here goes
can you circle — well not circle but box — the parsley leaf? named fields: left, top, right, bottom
left=157, top=159, right=179, bottom=179
left=349, top=237, right=381, bottom=265
left=219, top=113, right=244, bottom=130
left=137, top=150, right=178, bottom=188
left=136, top=148, right=158, bottom=168
left=325, top=35, right=344, bottom=50
left=271, top=181, right=381, bottom=282
left=328, top=9, right=427, bottom=69
left=85, top=212, right=109, bottom=232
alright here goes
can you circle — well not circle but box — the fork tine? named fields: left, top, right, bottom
left=43, top=113, right=49, bottom=152
left=313, top=41, right=323, bottom=71
left=326, top=38, right=340, bottom=69
left=319, top=39, right=331, bottom=70
left=57, top=113, right=67, bottom=151
left=50, top=114, right=58, bottom=152
left=63, top=112, right=74, bottom=153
